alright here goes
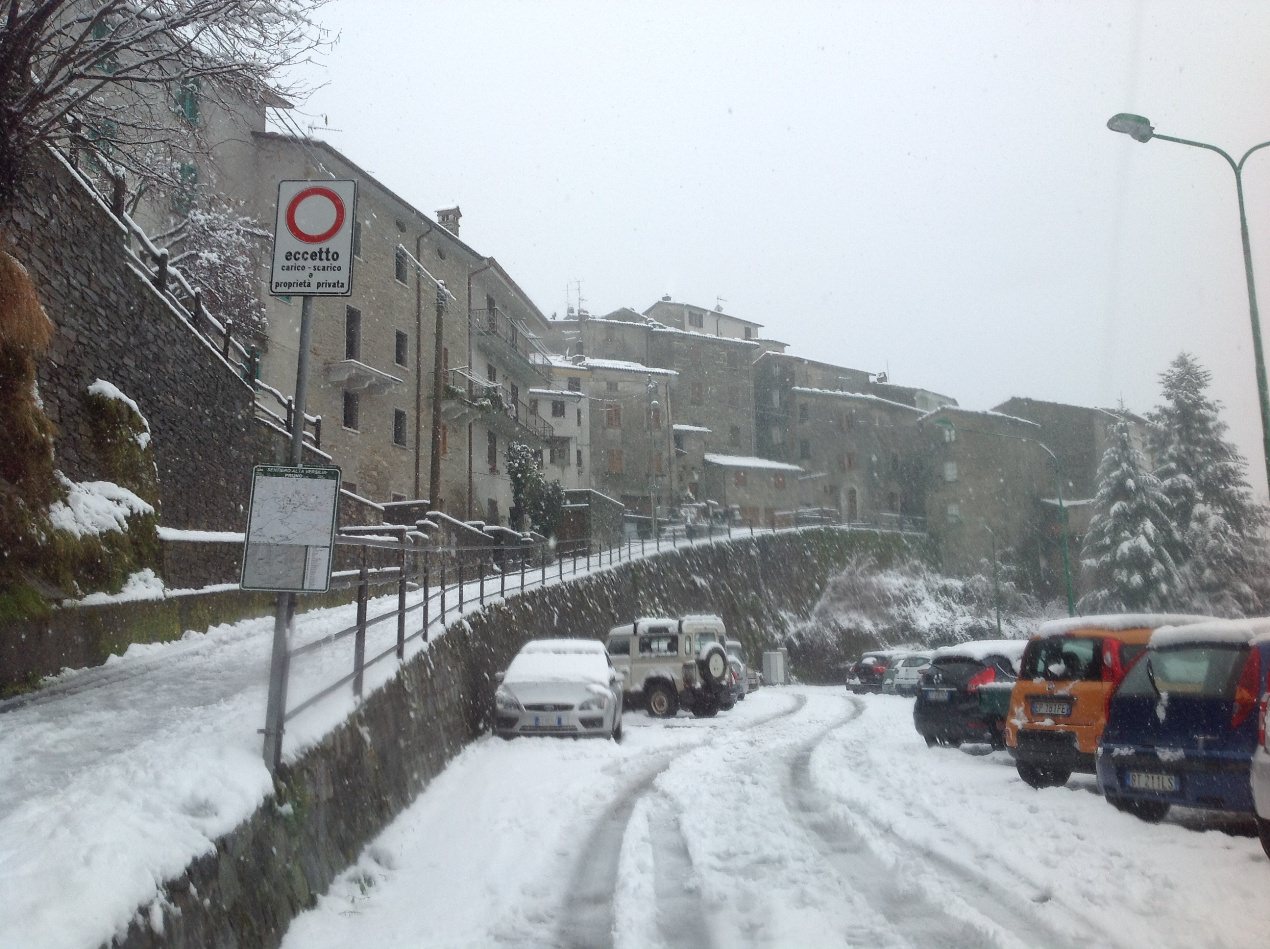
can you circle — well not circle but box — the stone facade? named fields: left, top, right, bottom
left=2, top=148, right=300, bottom=534
left=700, top=454, right=804, bottom=527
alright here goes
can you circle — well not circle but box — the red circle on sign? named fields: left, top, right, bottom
left=286, top=186, right=345, bottom=244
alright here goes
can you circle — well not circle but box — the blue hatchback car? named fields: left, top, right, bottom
left=1096, top=618, right=1270, bottom=823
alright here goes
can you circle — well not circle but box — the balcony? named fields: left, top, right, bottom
left=470, top=307, right=553, bottom=382
left=324, top=359, right=404, bottom=394
left=442, top=367, right=554, bottom=443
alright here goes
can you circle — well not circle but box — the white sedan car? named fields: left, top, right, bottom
left=494, top=639, right=625, bottom=741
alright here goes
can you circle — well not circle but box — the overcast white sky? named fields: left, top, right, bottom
left=283, top=0, right=1270, bottom=497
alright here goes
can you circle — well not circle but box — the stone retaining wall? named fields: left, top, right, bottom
left=112, top=528, right=911, bottom=948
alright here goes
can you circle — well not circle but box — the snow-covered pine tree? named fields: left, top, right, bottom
left=1079, top=410, right=1182, bottom=612
left=1147, top=352, right=1267, bottom=615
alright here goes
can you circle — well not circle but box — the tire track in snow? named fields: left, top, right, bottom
left=558, top=693, right=807, bottom=949
left=647, top=792, right=715, bottom=949
left=784, top=702, right=1103, bottom=949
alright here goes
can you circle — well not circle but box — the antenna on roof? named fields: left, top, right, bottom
left=715, top=296, right=726, bottom=312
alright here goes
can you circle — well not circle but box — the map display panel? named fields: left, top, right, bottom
left=241, top=465, right=341, bottom=592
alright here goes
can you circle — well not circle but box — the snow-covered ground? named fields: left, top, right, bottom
left=282, top=688, right=1270, bottom=949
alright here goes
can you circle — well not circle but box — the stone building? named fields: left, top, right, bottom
left=699, top=455, right=805, bottom=528
left=578, top=358, right=678, bottom=519
left=529, top=386, right=590, bottom=491
left=642, top=297, right=763, bottom=342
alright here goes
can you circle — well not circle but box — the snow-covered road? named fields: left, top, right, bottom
left=280, top=687, right=1270, bottom=949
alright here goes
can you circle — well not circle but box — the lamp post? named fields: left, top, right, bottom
left=983, top=522, right=1002, bottom=637
left=1106, top=113, right=1270, bottom=494
left=647, top=376, right=659, bottom=541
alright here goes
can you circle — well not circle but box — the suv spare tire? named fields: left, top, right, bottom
left=699, top=645, right=728, bottom=687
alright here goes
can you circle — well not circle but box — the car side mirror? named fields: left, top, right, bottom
left=494, top=670, right=505, bottom=684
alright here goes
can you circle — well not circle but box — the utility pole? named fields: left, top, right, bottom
left=648, top=376, right=659, bottom=541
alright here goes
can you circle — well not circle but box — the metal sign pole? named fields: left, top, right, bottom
left=262, top=294, right=314, bottom=772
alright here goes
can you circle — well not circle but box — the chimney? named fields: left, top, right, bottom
left=436, top=206, right=462, bottom=237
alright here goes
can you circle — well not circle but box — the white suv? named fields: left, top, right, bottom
left=607, top=615, right=732, bottom=718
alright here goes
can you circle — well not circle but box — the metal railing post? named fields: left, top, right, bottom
left=397, top=543, right=407, bottom=660
left=541, top=546, right=547, bottom=586
left=480, top=554, right=486, bottom=605
left=501, top=550, right=507, bottom=598
left=353, top=551, right=368, bottom=699
left=440, top=556, right=447, bottom=623
left=422, top=554, right=430, bottom=641
left=586, top=542, right=591, bottom=571
left=458, top=550, right=465, bottom=611
left=520, top=549, right=526, bottom=589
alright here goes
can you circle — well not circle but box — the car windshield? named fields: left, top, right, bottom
left=901, top=656, right=929, bottom=668
left=1119, top=645, right=1249, bottom=699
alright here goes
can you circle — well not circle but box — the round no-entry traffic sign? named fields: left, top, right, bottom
left=271, top=179, right=357, bottom=297
left=285, top=186, right=346, bottom=244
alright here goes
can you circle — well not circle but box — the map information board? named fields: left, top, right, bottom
left=241, top=465, right=341, bottom=593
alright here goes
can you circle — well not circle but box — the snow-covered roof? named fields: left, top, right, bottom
left=548, top=354, right=587, bottom=370
left=673, top=424, right=711, bottom=433
left=581, top=358, right=678, bottom=377
left=917, top=406, right=1041, bottom=428
left=1037, top=613, right=1213, bottom=638
left=703, top=454, right=804, bottom=472
left=933, top=639, right=1027, bottom=664
left=650, top=323, right=760, bottom=347
left=519, top=638, right=608, bottom=656
left=528, top=388, right=583, bottom=399
left=1153, top=618, right=1270, bottom=649
left=1039, top=498, right=1093, bottom=507
left=791, top=387, right=922, bottom=413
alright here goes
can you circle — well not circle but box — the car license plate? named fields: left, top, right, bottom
left=925, top=689, right=952, bottom=703
left=1030, top=699, right=1072, bottom=717
left=533, top=715, right=564, bottom=727
left=1126, top=771, right=1178, bottom=793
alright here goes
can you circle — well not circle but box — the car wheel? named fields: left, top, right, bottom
left=693, top=694, right=720, bottom=718
left=1256, top=816, right=1270, bottom=859
left=1017, top=762, right=1061, bottom=789
left=611, top=717, right=623, bottom=743
left=498, top=732, right=516, bottom=742
left=924, top=735, right=938, bottom=748
left=646, top=682, right=678, bottom=718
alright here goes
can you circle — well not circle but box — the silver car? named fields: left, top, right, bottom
left=494, top=639, right=625, bottom=741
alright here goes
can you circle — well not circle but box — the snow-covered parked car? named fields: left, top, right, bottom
left=1099, top=617, right=1270, bottom=824
left=891, top=652, right=932, bottom=696
left=725, top=638, right=749, bottom=702
left=606, top=615, right=732, bottom=718
left=913, top=640, right=1026, bottom=748
left=846, top=649, right=904, bottom=694
left=493, top=639, right=625, bottom=741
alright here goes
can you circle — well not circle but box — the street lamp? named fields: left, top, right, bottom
left=647, top=376, right=659, bottom=541
left=1106, top=113, right=1270, bottom=494
left=983, top=522, right=1002, bottom=637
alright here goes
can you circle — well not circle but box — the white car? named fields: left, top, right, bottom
left=494, top=639, right=624, bottom=741
left=1254, top=688, right=1270, bottom=859
left=891, top=652, right=932, bottom=696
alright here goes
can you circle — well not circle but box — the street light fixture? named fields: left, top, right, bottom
left=1106, top=112, right=1270, bottom=494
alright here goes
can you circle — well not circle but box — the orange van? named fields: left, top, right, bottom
left=1005, top=613, right=1210, bottom=788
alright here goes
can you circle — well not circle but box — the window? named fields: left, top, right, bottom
left=606, top=404, right=622, bottom=428
left=577, top=408, right=583, bottom=426
left=510, top=384, right=519, bottom=415
left=174, top=78, right=199, bottom=124
left=729, top=425, right=740, bottom=447
left=689, top=310, right=704, bottom=329
left=529, top=399, right=539, bottom=416
left=799, top=403, right=809, bottom=422
left=552, top=400, right=566, bottom=418
left=549, top=443, right=567, bottom=465
left=487, top=432, right=498, bottom=472
left=607, top=637, right=630, bottom=657
left=799, top=439, right=811, bottom=460
left=607, top=381, right=619, bottom=393
left=395, top=247, right=408, bottom=284
left=607, top=448, right=624, bottom=474
left=639, top=632, right=679, bottom=656
left=395, top=330, right=408, bottom=367
left=567, top=376, right=582, bottom=392
left=946, top=502, right=961, bottom=522
left=343, top=391, right=359, bottom=430
left=650, top=406, right=662, bottom=429
left=744, top=327, right=753, bottom=340
left=734, top=470, right=747, bottom=487
left=393, top=409, right=407, bottom=446
left=487, top=364, right=498, bottom=383
left=941, top=422, right=956, bottom=443
left=691, top=382, right=703, bottom=404
left=352, top=218, right=362, bottom=258
left=774, top=473, right=786, bottom=490
left=345, top=306, right=361, bottom=360
left=944, top=461, right=958, bottom=482
left=577, top=449, right=583, bottom=468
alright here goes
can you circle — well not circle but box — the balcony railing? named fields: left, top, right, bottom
left=470, top=307, right=552, bottom=381
left=444, top=367, right=554, bottom=442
